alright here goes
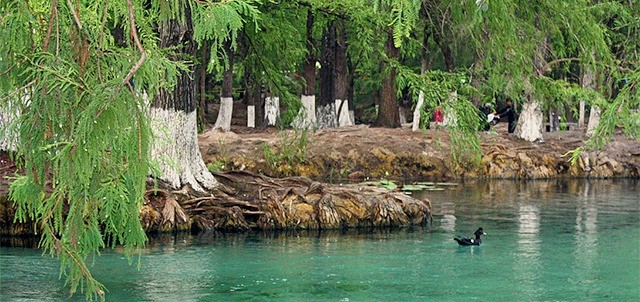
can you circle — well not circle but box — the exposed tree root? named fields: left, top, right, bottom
left=141, top=171, right=432, bottom=233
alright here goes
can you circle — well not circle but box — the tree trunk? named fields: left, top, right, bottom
left=413, top=29, right=430, bottom=131
left=150, top=3, right=220, bottom=192
left=578, top=100, right=585, bottom=129
left=586, top=105, right=601, bottom=137
left=549, top=109, right=560, bottom=132
left=435, top=34, right=455, bottom=72
left=374, top=32, right=401, bottom=128
left=334, top=20, right=352, bottom=127
left=442, top=91, right=458, bottom=127
left=516, top=39, right=546, bottom=141
left=412, top=92, right=425, bottom=131
left=197, top=39, right=211, bottom=128
left=294, top=9, right=317, bottom=129
left=515, top=95, right=544, bottom=142
left=213, top=41, right=234, bottom=131
left=347, top=55, right=356, bottom=124
left=317, top=21, right=337, bottom=128
left=256, top=90, right=265, bottom=128
left=0, top=100, right=19, bottom=152
left=581, top=61, right=600, bottom=136
left=428, top=4, right=455, bottom=72
left=243, top=68, right=260, bottom=128
left=264, top=94, right=279, bottom=126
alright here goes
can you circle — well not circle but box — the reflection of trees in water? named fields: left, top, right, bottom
left=434, top=179, right=638, bottom=205
left=572, top=180, right=598, bottom=289
left=513, top=203, right=541, bottom=299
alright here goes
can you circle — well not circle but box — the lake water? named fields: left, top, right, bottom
left=1, top=179, right=639, bottom=301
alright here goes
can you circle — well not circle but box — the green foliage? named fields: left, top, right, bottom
left=1, top=0, right=191, bottom=300
left=395, top=63, right=482, bottom=168
left=587, top=70, right=640, bottom=148
left=443, top=94, right=484, bottom=169
left=368, top=0, right=422, bottom=47
left=261, top=129, right=310, bottom=174
left=207, top=160, right=227, bottom=172
left=192, top=0, right=261, bottom=73
left=533, top=76, right=604, bottom=113
left=378, top=179, right=398, bottom=190
left=237, top=2, right=306, bottom=125
left=359, top=180, right=456, bottom=192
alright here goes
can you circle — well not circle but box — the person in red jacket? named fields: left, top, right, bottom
left=433, top=106, right=444, bottom=129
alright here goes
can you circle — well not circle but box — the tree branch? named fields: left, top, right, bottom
left=543, top=57, right=581, bottom=73
left=43, top=0, right=58, bottom=52
left=66, top=0, right=83, bottom=31
left=97, top=0, right=109, bottom=83
left=123, top=0, right=146, bottom=91
left=191, top=0, right=234, bottom=5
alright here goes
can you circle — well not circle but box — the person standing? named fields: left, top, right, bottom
left=433, top=106, right=444, bottom=129
left=479, top=103, right=494, bottom=131
left=496, top=98, right=516, bottom=133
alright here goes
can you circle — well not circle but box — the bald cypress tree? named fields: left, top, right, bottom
left=0, top=0, right=259, bottom=299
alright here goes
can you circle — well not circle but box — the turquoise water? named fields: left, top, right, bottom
left=1, top=179, right=639, bottom=301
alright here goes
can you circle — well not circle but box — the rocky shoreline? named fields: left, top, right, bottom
left=1, top=125, right=639, bottom=237
left=201, top=125, right=640, bottom=181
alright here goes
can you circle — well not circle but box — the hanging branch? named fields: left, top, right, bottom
left=66, top=0, right=83, bottom=31
left=191, top=0, right=234, bottom=5
left=542, top=57, right=581, bottom=74
left=123, top=0, right=146, bottom=91
left=43, top=0, right=58, bottom=52
left=97, top=0, right=109, bottom=83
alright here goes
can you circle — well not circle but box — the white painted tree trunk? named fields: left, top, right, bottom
left=0, top=93, right=30, bottom=152
left=581, top=60, right=598, bottom=135
left=413, top=49, right=428, bottom=131
left=149, top=108, right=220, bottom=192
left=264, top=96, right=280, bottom=126
left=335, top=99, right=353, bottom=127
left=292, top=95, right=316, bottom=129
left=316, top=103, right=337, bottom=129
left=578, top=101, right=586, bottom=128
left=399, top=107, right=407, bottom=124
left=213, top=97, right=233, bottom=131
left=442, top=91, right=458, bottom=127
left=412, top=90, right=425, bottom=131
left=515, top=99, right=544, bottom=142
left=0, top=101, right=19, bottom=151
left=247, top=105, right=255, bottom=128
left=586, top=105, right=601, bottom=137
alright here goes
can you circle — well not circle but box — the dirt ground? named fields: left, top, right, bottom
left=2, top=121, right=639, bottom=193
left=198, top=121, right=640, bottom=180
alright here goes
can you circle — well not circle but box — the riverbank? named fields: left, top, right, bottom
left=200, top=123, right=640, bottom=181
left=1, top=124, right=638, bottom=236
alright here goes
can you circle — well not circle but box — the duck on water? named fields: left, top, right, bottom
left=454, top=228, right=487, bottom=246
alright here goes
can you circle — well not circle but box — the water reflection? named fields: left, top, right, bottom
left=439, top=201, right=457, bottom=235
left=572, top=181, right=598, bottom=289
left=2, top=179, right=638, bottom=302
left=513, top=203, right=541, bottom=299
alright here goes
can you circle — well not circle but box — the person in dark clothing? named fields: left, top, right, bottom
left=496, top=98, right=516, bottom=133
left=479, top=103, right=495, bottom=131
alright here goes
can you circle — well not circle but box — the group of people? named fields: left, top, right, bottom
left=431, top=98, right=517, bottom=133
left=479, top=98, right=517, bottom=133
